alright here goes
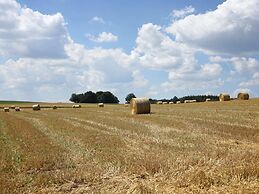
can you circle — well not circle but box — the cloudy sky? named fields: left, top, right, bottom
left=0, top=0, right=258, bottom=102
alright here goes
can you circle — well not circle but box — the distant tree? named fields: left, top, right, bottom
left=178, top=95, right=219, bottom=102
left=70, top=93, right=80, bottom=103
left=149, top=98, right=157, bottom=104
left=69, top=91, right=119, bottom=103
left=98, top=91, right=119, bottom=103
left=77, top=93, right=83, bottom=102
left=81, top=91, right=97, bottom=103
left=96, top=91, right=104, bottom=103
left=172, top=96, right=179, bottom=103
left=147, top=95, right=219, bottom=104
left=125, top=93, right=136, bottom=103
left=107, top=91, right=119, bottom=103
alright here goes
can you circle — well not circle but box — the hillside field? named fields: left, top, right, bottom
left=0, top=99, right=259, bottom=193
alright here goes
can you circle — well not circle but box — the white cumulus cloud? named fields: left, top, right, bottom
left=132, top=23, right=196, bottom=70
left=0, top=0, right=259, bottom=101
left=86, top=32, right=118, bottom=42
left=170, top=6, right=195, bottom=19
left=89, top=16, right=105, bottom=24
left=239, top=72, right=259, bottom=88
left=0, top=0, right=69, bottom=58
left=167, top=0, right=259, bottom=55
left=165, top=63, right=223, bottom=93
left=231, top=57, right=259, bottom=73
left=131, top=70, right=148, bottom=88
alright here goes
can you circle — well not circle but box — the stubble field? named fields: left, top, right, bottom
left=0, top=99, right=259, bottom=193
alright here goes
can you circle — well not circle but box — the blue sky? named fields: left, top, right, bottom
left=18, top=0, right=224, bottom=51
left=0, top=0, right=258, bottom=102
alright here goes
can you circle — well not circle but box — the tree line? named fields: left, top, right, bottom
left=149, top=95, right=219, bottom=104
left=70, top=91, right=119, bottom=103
left=125, top=93, right=219, bottom=104
left=70, top=91, right=219, bottom=104
left=178, top=95, right=219, bottom=103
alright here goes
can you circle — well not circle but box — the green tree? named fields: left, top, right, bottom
left=81, top=91, right=97, bottom=103
left=69, top=93, right=80, bottom=103
left=125, top=93, right=136, bottom=103
left=96, top=91, right=104, bottom=103
left=97, top=91, right=119, bottom=103
left=69, top=91, right=119, bottom=103
left=172, top=96, right=178, bottom=103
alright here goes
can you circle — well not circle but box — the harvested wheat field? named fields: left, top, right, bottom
left=0, top=99, right=259, bottom=193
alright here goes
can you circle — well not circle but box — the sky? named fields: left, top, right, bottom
left=0, top=0, right=258, bottom=102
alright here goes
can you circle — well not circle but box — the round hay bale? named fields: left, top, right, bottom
left=72, top=104, right=81, bottom=108
left=98, top=103, right=104, bottom=107
left=157, top=101, right=163, bottom=105
left=32, top=104, right=40, bottom=111
left=53, top=106, right=57, bottom=110
left=162, top=102, right=168, bottom=104
left=169, top=102, right=174, bottom=104
left=10, top=105, right=15, bottom=109
left=4, top=107, right=9, bottom=112
left=124, top=103, right=129, bottom=107
left=205, top=98, right=211, bottom=102
left=219, top=93, right=230, bottom=101
left=176, top=101, right=181, bottom=104
left=130, top=98, right=150, bottom=115
left=237, top=92, right=249, bottom=100
left=15, top=107, right=20, bottom=111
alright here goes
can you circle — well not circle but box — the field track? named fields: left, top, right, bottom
left=0, top=99, right=259, bottom=193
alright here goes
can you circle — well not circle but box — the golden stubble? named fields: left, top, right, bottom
left=0, top=99, right=258, bottom=193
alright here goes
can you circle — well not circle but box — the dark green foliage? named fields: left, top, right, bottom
left=149, top=98, right=157, bottom=104
left=69, top=91, right=119, bottom=103
left=69, top=93, right=80, bottom=103
left=149, top=97, right=176, bottom=104
left=97, top=91, right=119, bottom=103
left=172, top=96, right=179, bottom=103
left=179, top=95, right=219, bottom=103
left=82, top=91, right=97, bottom=103
left=149, top=95, right=218, bottom=104
left=125, top=93, right=136, bottom=103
